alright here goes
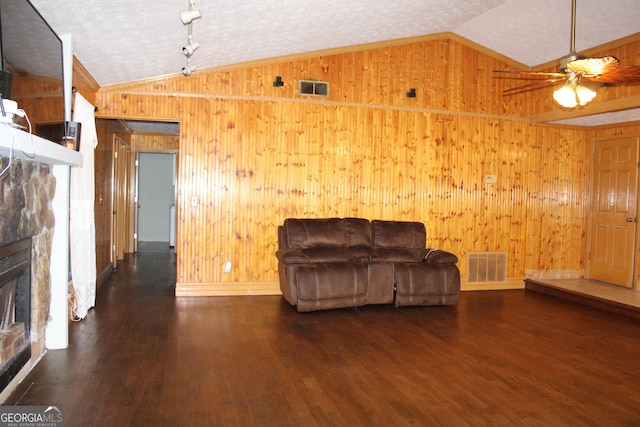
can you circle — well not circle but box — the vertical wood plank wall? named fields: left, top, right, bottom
left=94, top=35, right=640, bottom=295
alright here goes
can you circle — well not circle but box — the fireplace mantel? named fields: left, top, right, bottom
left=0, top=124, right=82, bottom=167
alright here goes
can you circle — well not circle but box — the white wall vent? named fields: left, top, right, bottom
left=298, top=80, right=329, bottom=97
left=467, top=252, right=507, bottom=283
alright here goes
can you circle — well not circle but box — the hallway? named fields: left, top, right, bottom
left=4, top=243, right=640, bottom=426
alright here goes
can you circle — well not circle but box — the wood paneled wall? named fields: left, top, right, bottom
left=130, top=133, right=179, bottom=152
left=10, top=74, right=64, bottom=125
left=94, top=35, right=640, bottom=295
left=10, top=58, right=99, bottom=127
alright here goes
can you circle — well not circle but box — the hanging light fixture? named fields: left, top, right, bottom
left=180, top=0, right=201, bottom=75
left=182, top=61, right=196, bottom=76
left=552, top=74, right=597, bottom=109
left=180, top=0, right=201, bottom=24
left=183, top=41, right=199, bottom=57
left=180, top=9, right=201, bottom=25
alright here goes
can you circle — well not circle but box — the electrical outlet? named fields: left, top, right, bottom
left=223, top=261, right=232, bottom=273
left=484, top=175, right=498, bottom=184
left=190, top=196, right=198, bottom=207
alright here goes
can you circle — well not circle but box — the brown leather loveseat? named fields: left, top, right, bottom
left=276, top=218, right=460, bottom=312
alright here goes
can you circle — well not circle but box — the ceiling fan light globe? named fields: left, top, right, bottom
left=553, top=85, right=578, bottom=109
left=576, top=84, right=597, bottom=106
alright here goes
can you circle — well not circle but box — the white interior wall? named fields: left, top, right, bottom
left=138, top=153, right=175, bottom=242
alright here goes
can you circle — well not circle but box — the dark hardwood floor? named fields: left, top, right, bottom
left=4, top=243, right=640, bottom=426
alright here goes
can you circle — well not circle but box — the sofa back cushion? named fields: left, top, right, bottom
left=281, top=218, right=373, bottom=250
left=372, top=220, right=426, bottom=249
left=282, top=218, right=347, bottom=249
left=371, top=220, right=427, bottom=262
left=343, top=218, right=372, bottom=247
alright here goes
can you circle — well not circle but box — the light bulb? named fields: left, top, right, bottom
left=553, top=84, right=578, bottom=109
left=576, top=84, right=597, bottom=106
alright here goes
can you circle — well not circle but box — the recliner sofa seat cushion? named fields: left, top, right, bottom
left=371, top=248, right=425, bottom=263
left=394, top=263, right=460, bottom=307
left=277, top=246, right=373, bottom=264
left=295, top=263, right=368, bottom=301
left=297, top=247, right=352, bottom=263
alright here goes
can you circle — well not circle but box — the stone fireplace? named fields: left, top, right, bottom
left=0, top=156, right=56, bottom=395
left=0, top=238, right=32, bottom=390
left=0, top=123, right=81, bottom=400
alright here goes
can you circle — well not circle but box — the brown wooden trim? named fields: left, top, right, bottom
left=175, top=281, right=281, bottom=296
left=96, top=263, right=113, bottom=290
left=461, top=277, right=525, bottom=291
left=529, top=95, right=640, bottom=124
left=73, top=56, right=100, bottom=93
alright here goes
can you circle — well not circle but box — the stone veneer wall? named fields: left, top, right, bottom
left=0, top=156, right=56, bottom=353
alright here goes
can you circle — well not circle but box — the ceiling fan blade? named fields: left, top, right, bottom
left=585, top=65, right=640, bottom=84
left=503, top=78, right=566, bottom=95
left=494, top=70, right=566, bottom=79
left=567, top=56, right=620, bottom=76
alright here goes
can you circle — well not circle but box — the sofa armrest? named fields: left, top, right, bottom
left=423, top=248, right=458, bottom=265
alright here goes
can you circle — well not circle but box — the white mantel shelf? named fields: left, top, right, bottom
left=0, top=123, right=82, bottom=167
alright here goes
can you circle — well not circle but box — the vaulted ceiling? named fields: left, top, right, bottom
left=27, top=0, right=640, bottom=126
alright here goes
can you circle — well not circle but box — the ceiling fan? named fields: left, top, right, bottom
left=494, top=0, right=640, bottom=109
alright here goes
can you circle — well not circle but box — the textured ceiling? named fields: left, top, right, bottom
left=24, top=0, right=640, bottom=126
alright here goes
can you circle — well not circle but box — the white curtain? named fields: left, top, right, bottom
left=69, top=93, right=98, bottom=319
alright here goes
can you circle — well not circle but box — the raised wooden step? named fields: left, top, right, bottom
left=525, top=278, right=640, bottom=320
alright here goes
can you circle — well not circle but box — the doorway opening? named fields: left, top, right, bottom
left=137, top=152, right=176, bottom=248
left=94, top=118, right=179, bottom=287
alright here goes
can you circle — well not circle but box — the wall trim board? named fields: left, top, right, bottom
left=96, top=90, right=530, bottom=124
left=530, top=95, right=640, bottom=124
left=461, top=277, right=525, bottom=291
left=175, top=281, right=281, bottom=297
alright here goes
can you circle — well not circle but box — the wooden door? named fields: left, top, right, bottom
left=588, top=136, right=639, bottom=288
left=94, top=120, right=116, bottom=286
left=112, top=135, right=130, bottom=264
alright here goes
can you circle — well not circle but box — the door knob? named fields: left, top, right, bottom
left=626, top=218, right=637, bottom=223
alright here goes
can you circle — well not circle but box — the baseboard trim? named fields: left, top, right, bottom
left=96, top=265, right=114, bottom=289
left=176, top=278, right=525, bottom=296
left=461, top=277, right=525, bottom=291
left=176, top=281, right=281, bottom=297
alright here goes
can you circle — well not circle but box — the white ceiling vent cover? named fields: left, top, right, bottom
left=468, top=252, right=507, bottom=283
left=298, top=80, right=329, bottom=97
